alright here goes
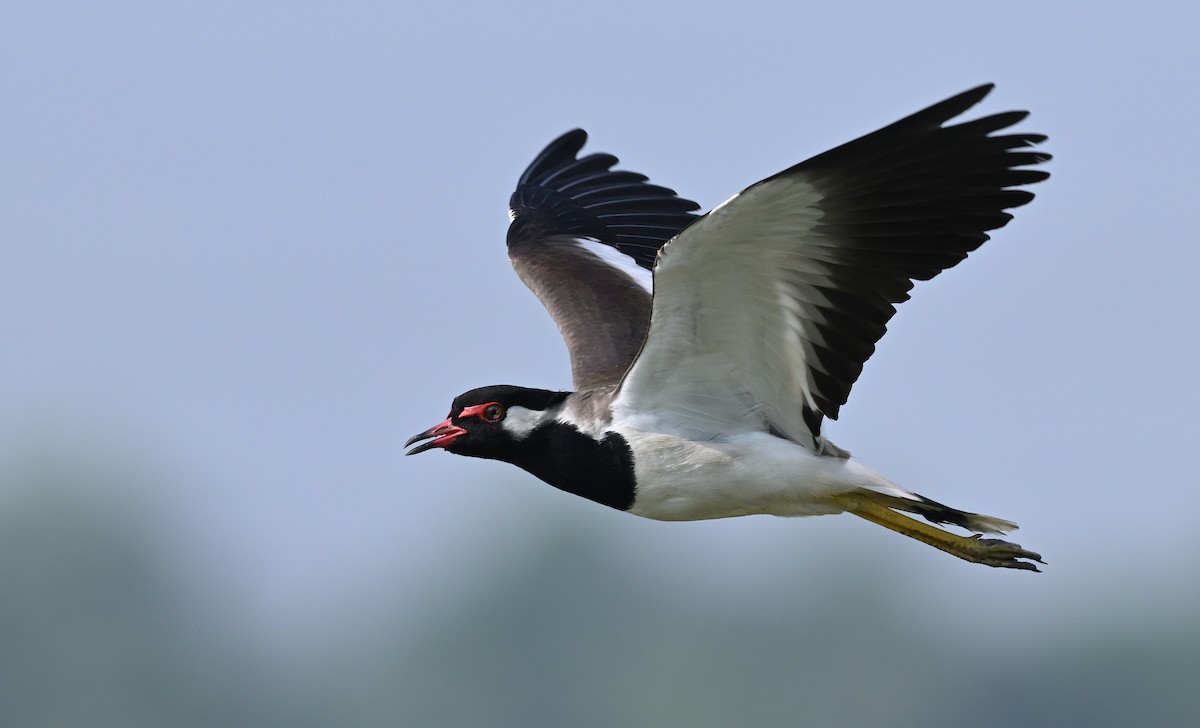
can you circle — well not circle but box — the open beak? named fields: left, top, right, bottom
left=404, top=418, right=467, bottom=455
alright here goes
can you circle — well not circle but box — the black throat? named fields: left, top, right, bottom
left=510, top=422, right=636, bottom=511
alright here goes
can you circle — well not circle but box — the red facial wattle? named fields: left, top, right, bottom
left=458, top=402, right=503, bottom=421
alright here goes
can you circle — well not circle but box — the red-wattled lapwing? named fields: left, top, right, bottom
left=407, top=85, right=1049, bottom=570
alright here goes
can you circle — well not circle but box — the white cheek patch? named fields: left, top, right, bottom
left=501, top=406, right=546, bottom=440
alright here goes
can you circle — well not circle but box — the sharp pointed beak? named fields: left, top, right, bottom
left=404, top=418, right=467, bottom=455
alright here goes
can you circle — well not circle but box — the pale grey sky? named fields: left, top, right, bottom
left=2, top=0, right=1198, bottom=658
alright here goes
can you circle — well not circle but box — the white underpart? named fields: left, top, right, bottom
left=616, top=426, right=915, bottom=521
left=575, top=238, right=654, bottom=294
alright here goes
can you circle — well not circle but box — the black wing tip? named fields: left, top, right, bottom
left=782, top=85, right=1049, bottom=426
left=511, top=128, right=588, bottom=186
left=548, top=128, right=589, bottom=150
left=895, top=83, right=995, bottom=130
left=946, top=82, right=995, bottom=111
left=887, top=85, right=1047, bottom=156
left=508, top=129, right=702, bottom=268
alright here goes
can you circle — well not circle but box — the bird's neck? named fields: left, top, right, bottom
left=512, top=422, right=636, bottom=511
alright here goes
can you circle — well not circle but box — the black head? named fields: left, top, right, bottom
left=405, top=385, right=569, bottom=461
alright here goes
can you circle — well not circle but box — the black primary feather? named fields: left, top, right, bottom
left=508, top=129, right=702, bottom=269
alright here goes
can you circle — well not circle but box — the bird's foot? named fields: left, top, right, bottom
left=836, top=494, right=1044, bottom=571
left=962, top=534, right=1044, bottom=572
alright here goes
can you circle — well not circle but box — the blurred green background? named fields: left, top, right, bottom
left=3, top=1, right=1198, bottom=726
left=3, top=454, right=1198, bottom=727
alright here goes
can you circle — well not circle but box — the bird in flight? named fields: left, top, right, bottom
left=407, top=84, right=1049, bottom=570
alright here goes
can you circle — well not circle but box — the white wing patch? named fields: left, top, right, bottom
left=614, top=176, right=829, bottom=449
left=575, top=238, right=654, bottom=294
left=613, top=351, right=766, bottom=440
left=775, top=277, right=821, bottom=414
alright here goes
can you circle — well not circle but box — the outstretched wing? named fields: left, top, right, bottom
left=614, top=84, right=1050, bottom=450
left=507, top=130, right=700, bottom=390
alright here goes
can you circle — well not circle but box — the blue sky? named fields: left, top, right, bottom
left=2, top=0, right=1198, bottom=653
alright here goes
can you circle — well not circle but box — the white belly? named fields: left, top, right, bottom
left=620, top=429, right=903, bottom=521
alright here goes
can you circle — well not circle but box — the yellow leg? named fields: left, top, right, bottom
left=835, top=494, right=1044, bottom=571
